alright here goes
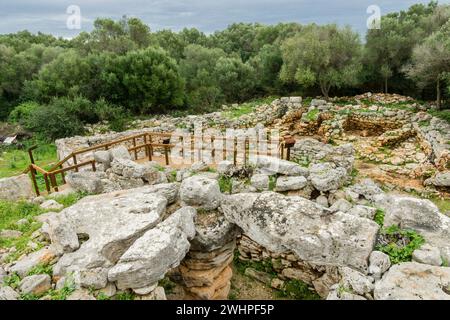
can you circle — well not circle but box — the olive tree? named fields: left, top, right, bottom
left=403, top=21, right=450, bottom=109
left=280, top=24, right=362, bottom=99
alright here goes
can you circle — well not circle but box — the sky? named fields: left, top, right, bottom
left=0, top=0, right=448, bottom=38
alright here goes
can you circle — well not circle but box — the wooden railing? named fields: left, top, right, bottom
left=26, top=131, right=293, bottom=196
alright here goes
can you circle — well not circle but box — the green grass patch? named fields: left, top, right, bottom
left=49, top=191, right=90, bottom=208
left=223, top=96, right=278, bottom=119
left=268, top=176, right=277, bottom=191
left=305, top=109, right=320, bottom=121
left=375, top=225, right=425, bottom=264
left=275, top=279, right=321, bottom=300
left=114, top=291, right=136, bottom=300
left=159, top=277, right=177, bottom=295
left=428, top=109, right=450, bottom=124
left=3, top=272, right=21, bottom=289
left=0, top=141, right=57, bottom=179
left=27, top=263, right=53, bottom=277
left=430, top=198, right=450, bottom=214
left=373, top=209, right=385, bottom=227
left=218, top=175, right=232, bottom=194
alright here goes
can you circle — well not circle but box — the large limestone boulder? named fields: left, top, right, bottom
left=425, top=171, right=450, bottom=187
left=0, top=174, right=34, bottom=201
left=66, top=172, right=104, bottom=194
left=108, top=207, right=196, bottom=290
left=180, top=176, right=222, bottom=210
left=375, top=194, right=450, bottom=262
left=374, top=262, right=450, bottom=300
left=190, top=211, right=240, bottom=252
left=250, top=155, right=309, bottom=176
left=309, top=162, right=347, bottom=192
left=221, top=192, right=379, bottom=272
left=52, top=187, right=168, bottom=281
left=110, top=158, right=160, bottom=184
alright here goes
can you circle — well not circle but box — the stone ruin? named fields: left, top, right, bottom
left=1, top=94, right=449, bottom=301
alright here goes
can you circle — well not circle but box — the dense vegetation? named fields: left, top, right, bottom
left=0, top=2, right=449, bottom=140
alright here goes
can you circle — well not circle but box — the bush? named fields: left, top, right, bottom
left=8, top=101, right=40, bottom=124
left=24, top=102, right=85, bottom=140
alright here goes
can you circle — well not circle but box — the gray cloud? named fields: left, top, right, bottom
left=0, top=0, right=447, bottom=37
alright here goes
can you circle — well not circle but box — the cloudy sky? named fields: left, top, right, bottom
left=0, top=0, right=448, bottom=37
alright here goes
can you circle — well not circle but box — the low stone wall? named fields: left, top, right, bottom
left=237, top=234, right=340, bottom=298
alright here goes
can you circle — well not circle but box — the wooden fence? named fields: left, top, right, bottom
left=25, top=131, right=294, bottom=196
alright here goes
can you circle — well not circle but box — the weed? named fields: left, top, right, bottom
left=376, top=225, right=425, bottom=264
left=27, top=263, right=53, bottom=277
left=268, top=176, right=277, bottom=191
left=114, top=291, right=136, bottom=300
left=159, top=277, right=177, bottom=294
left=275, top=279, right=321, bottom=300
left=218, top=175, right=233, bottom=194
left=373, top=209, right=385, bottom=227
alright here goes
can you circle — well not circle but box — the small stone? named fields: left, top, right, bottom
left=40, top=200, right=64, bottom=211
left=315, top=195, right=329, bottom=207
left=0, top=229, right=23, bottom=239
left=250, top=174, right=270, bottom=191
left=20, top=274, right=51, bottom=295
left=412, top=244, right=442, bottom=266
left=270, top=278, right=284, bottom=290
left=98, top=283, right=117, bottom=298
left=67, top=289, right=96, bottom=300
left=0, top=286, right=20, bottom=300
left=368, top=251, right=391, bottom=279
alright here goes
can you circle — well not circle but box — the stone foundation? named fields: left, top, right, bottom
left=237, top=234, right=340, bottom=298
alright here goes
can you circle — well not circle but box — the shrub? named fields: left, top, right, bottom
left=8, top=101, right=40, bottom=124
left=375, top=225, right=425, bottom=264
left=24, top=102, right=85, bottom=140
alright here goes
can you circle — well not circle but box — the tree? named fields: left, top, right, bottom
left=249, top=44, right=284, bottom=94
left=100, top=47, right=185, bottom=114
left=363, top=2, right=448, bottom=93
left=180, top=45, right=227, bottom=109
left=280, top=24, right=362, bottom=99
left=403, top=21, right=450, bottom=109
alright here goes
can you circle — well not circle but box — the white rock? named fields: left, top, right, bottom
left=368, top=251, right=391, bottom=279
left=52, top=187, right=167, bottom=278
left=374, top=262, right=450, bottom=300
left=20, top=274, right=51, bottom=295
left=250, top=155, right=309, bottom=177
left=309, top=162, right=347, bottom=192
left=109, top=146, right=132, bottom=160
left=340, top=266, right=374, bottom=295
left=329, top=199, right=353, bottom=213
left=180, top=176, right=222, bottom=210
left=10, top=247, right=58, bottom=278
left=108, top=207, right=196, bottom=290
left=275, top=176, right=307, bottom=192
left=217, top=161, right=235, bottom=175
left=40, top=200, right=64, bottom=211
left=412, top=244, right=442, bottom=266
left=221, top=192, right=379, bottom=272
left=0, top=174, right=34, bottom=201
left=0, top=286, right=20, bottom=300
left=251, top=174, right=270, bottom=191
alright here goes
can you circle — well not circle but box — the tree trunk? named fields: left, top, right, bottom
left=384, top=77, right=388, bottom=94
left=320, top=83, right=329, bottom=100
left=436, top=77, right=441, bottom=110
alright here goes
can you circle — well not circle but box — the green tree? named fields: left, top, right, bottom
left=100, top=47, right=185, bottom=114
left=280, top=24, right=362, bottom=99
left=403, top=21, right=450, bottom=109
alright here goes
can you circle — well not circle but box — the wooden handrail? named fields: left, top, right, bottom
left=29, top=130, right=290, bottom=196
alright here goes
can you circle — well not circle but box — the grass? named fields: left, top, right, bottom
left=375, top=225, right=425, bottom=264
left=268, top=176, right=277, bottom=191
left=428, top=109, right=450, bottom=124
left=218, top=175, right=233, bottom=194
left=305, top=109, right=320, bottom=121
left=27, top=263, right=53, bottom=277
left=114, top=291, right=136, bottom=300
left=430, top=198, right=450, bottom=214
left=0, top=140, right=58, bottom=179
left=159, top=277, right=177, bottom=295
left=275, top=279, right=321, bottom=300
left=373, top=209, right=385, bottom=227
left=223, top=96, right=278, bottom=119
